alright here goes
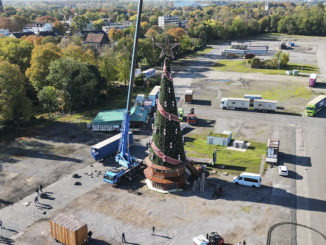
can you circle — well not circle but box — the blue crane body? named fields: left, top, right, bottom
left=103, top=0, right=143, bottom=185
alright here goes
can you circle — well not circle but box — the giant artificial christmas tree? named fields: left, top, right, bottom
left=144, top=37, right=188, bottom=191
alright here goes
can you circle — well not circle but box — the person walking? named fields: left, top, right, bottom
left=34, top=196, right=39, bottom=206
left=121, top=233, right=126, bottom=243
left=39, top=184, right=43, bottom=193
left=243, top=240, right=246, bottom=245
left=152, top=226, right=155, bottom=235
left=36, top=188, right=39, bottom=197
left=0, top=219, right=3, bottom=230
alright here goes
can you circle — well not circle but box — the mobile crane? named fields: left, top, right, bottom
left=103, top=0, right=143, bottom=185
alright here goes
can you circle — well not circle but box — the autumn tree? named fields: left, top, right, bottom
left=0, top=61, right=32, bottom=123
left=0, top=37, right=34, bottom=72
left=167, top=27, right=186, bottom=41
left=62, top=44, right=97, bottom=65
left=26, top=43, right=62, bottom=92
left=108, top=28, right=123, bottom=42
left=35, top=16, right=57, bottom=23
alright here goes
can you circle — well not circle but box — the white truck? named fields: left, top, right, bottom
left=220, top=97, right=277, bottom=112
left=266, top=138, right=280, bottom=164
left=220, top=98, right=250, bottom=110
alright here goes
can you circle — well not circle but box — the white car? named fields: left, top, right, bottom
left=278, top=166, right=288, bottom=176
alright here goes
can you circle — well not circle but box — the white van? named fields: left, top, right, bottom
left=233, top=172, right=261, bottom=188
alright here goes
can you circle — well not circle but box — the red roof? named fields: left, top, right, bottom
left=85, top=33, right=105, bottom=43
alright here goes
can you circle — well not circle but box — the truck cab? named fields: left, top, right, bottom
left=220, top=98, right=228, bottom=109
left=309, top=73, right=317, bottom=87
left=178, top=108, right=184, bottom=121
left=305, top=105, right=315, bottom=117
left=103, top=167, right=127, bottom=184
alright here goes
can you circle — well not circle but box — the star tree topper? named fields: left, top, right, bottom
left=155, top=35, right=179, bottom=59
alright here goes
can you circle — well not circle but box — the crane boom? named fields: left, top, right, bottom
left=115, top=0, right=143, bottom=168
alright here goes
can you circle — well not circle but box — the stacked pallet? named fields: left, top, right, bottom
left=50, top=213, right=88, bottom=245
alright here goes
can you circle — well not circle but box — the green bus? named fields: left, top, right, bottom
left=305, top=95, right=326, bottom=117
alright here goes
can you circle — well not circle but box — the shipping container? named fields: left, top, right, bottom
left=305, top=95, right=326, bottom=116
left=220, top=98, right=250, bottom=110
left=91, top=132, right=133, bottom=161
left=50, top=213, right=88, bottom=245
left=253, top=99, right=277, bottom=112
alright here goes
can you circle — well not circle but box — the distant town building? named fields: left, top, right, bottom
left=0, top=0, right=3, bottom=13
left=102, top=21, right=133, bottom=32
left=84, top=33, right=109, bottom=51
left=23, top=23, right=53, bottom=34
left=0, top=29, right=9, bottom=37
left=158, top=15, right=180, bottom=29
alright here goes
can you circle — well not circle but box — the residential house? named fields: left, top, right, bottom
left=23, top=23, right=53, bottom=35
left=84, top=33, right=109, bottom=51
left=0, top=29, right=9, bottom=37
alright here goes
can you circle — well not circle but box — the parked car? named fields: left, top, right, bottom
left=278, top=166, right=288, bottom=176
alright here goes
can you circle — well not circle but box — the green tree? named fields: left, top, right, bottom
left=53, top=21, right=65, bottom=35
left=47, top=57, right=106, bottom=112
left=93, top=19, right=105, bottom=30
left=0, top=61, right=32, bottom=123
left=0, top=37, right=33, bottom=72
left=116, top=51, right=131, bottom=85
left=26, top=43, right=62, bottom=91
left=38, top=86, right=58, bottom=117
left=73, top=15, right=89, bottom=30
left=99, top=48, right=118, bottom=87
left=230, top=16, right=247, bottom=38
left=149, top=16, right=158, bottom=26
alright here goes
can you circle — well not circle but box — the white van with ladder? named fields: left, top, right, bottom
left=233, top=172, right=261, bottom=188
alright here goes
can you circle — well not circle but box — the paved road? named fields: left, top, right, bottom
left=173, top=44, right=326, bottom=244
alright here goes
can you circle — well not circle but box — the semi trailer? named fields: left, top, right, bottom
left=220, top=97, right=277, bottom=112
left=91, top=132, right=133, bottom=161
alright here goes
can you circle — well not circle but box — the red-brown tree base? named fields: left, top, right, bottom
left=143, top=157, right=186, bottom=191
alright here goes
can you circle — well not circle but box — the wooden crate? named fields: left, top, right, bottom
left=50, top=213, right=88, bottom=245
